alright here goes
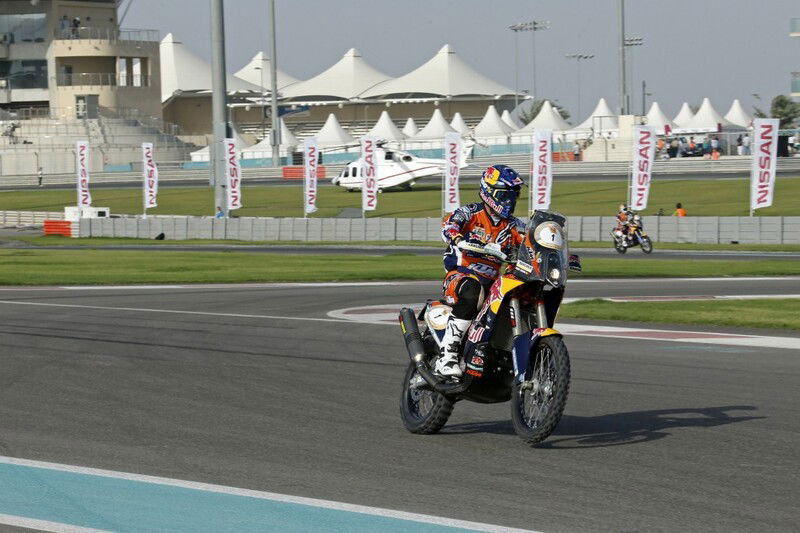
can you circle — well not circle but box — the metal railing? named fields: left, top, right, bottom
left=54, top=73, right=150, bottom=88
left=52, top=27, right=159, bottom=42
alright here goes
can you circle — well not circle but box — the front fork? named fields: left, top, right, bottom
left=510, top=296, right=556, bottom=383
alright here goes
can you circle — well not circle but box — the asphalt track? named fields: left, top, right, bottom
left=0, top=278, right=798, bottom=531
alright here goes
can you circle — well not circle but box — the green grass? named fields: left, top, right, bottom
left=3, top=177, right=799, bottom=217
left=1, top=250, right=799, bottom=285
left=560, top=298, right=800, bottom=330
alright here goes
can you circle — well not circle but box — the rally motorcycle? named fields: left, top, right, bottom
left=612, top=213, right=653, bottom=254
left=398, top=211, right=580, bottom=446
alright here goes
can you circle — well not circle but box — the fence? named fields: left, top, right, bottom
left=69, top=215, right=800, bottom=245
left=0, top=210, right=64, bottom=226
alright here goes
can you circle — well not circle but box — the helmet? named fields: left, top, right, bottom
left=479, top=165, right=524, bottom=218
left=619, top=204, right=628, bottom=212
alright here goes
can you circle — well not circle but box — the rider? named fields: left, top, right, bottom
left=436, top=164, right=525, bottom=378
left=616, top=203, right=633, bottom=246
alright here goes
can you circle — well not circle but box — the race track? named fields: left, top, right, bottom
left=0, top=278, right=798, bottom=531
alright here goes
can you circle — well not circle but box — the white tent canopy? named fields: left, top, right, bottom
left=450, top=112, right=471, bottom=135
left=367, top=110, right=406, bottom=141
left=362, top=44, right=515, bottom=98
left=233, top=52, right=300, bottom=90
left=473, top=105, right=514, bottom=139
left=412, top=108, right=458, bottom=140
left=190, top=128, right=252, bottom=162
left=680, top=98, right=735, bottom=131
left=724, top=99, right=753, bottom=128
left=501, top=109, right=521, bottom=130
left=573, top=97, right=618, bottom=133
left=281, top=48, right=392, bottom=100
left=241, top=119, right=298, bottom=158
left=160, top=33, right=261, bottom=103
left=313, top=113, right=356, bottom=146
left=514, top=100, right=571, bottom=134
left=402, top=117, right=419, bottom=137
left=645, top=102, right=676, bottom=135
left=673, top=102, right=695, bottom=128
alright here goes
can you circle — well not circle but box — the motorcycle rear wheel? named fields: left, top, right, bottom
left=640, top=236, right=653, bottom=254
left=400, top=362, right=454, bottom=434
left=510, top=336, right=570, bottom=446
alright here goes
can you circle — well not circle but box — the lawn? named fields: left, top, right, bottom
left=560, top=298, right=800, bottom=330
left=2, top=177, right=798, bottom=217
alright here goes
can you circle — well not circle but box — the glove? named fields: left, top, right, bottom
left=483, top=242, right=507, bottom=261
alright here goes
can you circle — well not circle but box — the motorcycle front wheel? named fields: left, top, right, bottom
left=614, top=239, right=627, bottom=254
left=510, top=335, right=570, bottom=446
left=640, top=236, right=653, bottom=254
left=400, top=362, right=454, bottom=434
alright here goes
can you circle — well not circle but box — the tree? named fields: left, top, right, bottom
left=753, top=95, right=800, bottom=129
left=518, top=99, right=570, bottom=127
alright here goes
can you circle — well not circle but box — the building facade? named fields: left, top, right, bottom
left=0, top=0, right=161, bottom=119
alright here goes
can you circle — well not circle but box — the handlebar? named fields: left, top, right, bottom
left=456, top=240, right=508, bottom=262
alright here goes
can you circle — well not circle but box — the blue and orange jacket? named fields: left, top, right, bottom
left=442, top=203, right=525, bottom=283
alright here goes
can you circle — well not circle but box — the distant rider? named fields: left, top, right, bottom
left=436, top=165, right=525, bottom=378
left=616, top=203, right=633, bottom=246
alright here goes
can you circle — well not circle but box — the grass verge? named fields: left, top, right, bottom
left=0, top=250, right=799, bottom=285
left=560, top=298, right=800, bottom=330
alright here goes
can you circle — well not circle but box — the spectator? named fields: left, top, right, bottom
left=215, top=206, right=225, bottom=219
left=71, top=17, right=80, bottom=39
left=677, top=137, right=684, bottom=157
left=710, top=136, right=720, bottom=153
left=37, top=167, right=43, bottom=187
left=742, top=133, right=751, bottom=155
left=736, top=134, right=744, bottom=156
left=669, top=138, right=679, bottom=158
left=59, top=15, right=70, bottom=38
left=673, top=203, right=686, bottom=217
left=572, top=142, right=581, bottom=161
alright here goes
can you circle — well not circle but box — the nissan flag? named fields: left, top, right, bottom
left=360, top=136, right=378, bottom=212
left=629, top=126, right=657, bottom=211
left=443, top=132, right=462, bottom=213
left=530, top=129, right=553, bottom=213
left=224, top=138, right=242, bottom=211
left=142, top=143, right=158, bottom=210
left=75, top=140, right=92, bottom=207
left=303, top=137, right=319, bottom=215
left=750, top=118, right=779, bottom=212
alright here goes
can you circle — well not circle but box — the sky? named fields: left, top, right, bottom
left=124, top=0, right=799, bottom=120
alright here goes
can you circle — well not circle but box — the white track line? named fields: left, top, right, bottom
left=0, top=456, right=537, bottom=533
left=0, top=514, right=107, bottom=533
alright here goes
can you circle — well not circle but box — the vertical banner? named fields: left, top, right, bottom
left=629, top=125, right=656, bottom=211
left=303, top=137, right=319, bottom=216
left=142, top=143, right=158, bottom=211
left=224, top=138, right=242, bottom=211
left=360, top=136, right=378, bottom=212
left=530, top=129, right=553, bottom=214
left=443, top=132, right=462, bottom=213
left=750, top=118, right=779, bottom=212
left=75, top=140, right=92, bottom=207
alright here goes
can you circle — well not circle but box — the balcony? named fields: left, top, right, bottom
left=52, top=27, right=159, bottom=43
left=55, top=72, right=151, bottom=88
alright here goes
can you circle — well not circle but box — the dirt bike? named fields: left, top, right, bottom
left=398, top=211, right=581, bottom=446
left=612, top=213, right=653, bottom=254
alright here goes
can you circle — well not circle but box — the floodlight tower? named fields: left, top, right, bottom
left=624, top=36, right=644, bottom=114
left=565, top=53, right=595, bottom=119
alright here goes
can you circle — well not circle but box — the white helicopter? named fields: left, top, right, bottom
left=330, top=140, right=473, bottom=191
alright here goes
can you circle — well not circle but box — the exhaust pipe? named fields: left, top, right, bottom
left=399, top=308, right=469, bottom=395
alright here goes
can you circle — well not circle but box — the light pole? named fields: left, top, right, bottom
left=267, top=0, right=280, bottom=167
left=565, top=53, right=594, bottom=120
left=624, top=36, right=644, bottom=114
left=254, top=64, right=266, bottom=140
left=509, top=20, right=550, bottom=105
left=617, top=0, right=626, bottom=115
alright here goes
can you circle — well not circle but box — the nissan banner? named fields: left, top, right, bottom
left=303, top=137, right=319, bottom=215
left=360, top=136, right=378, bottom=212
left=142, top=143, right=158, bottom=210
left=629, top=126, right=656, bottom=211
left=75, top=140, right=92, bottom=207
left=530, top=129, right=553, bottom=212
left=224, top=138, right=242, bottom=211
left=750, top=118, right=779, bottom=212
left=443, top=132, right=462, bottom=213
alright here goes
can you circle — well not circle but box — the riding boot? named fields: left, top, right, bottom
left=434, top=317, right=470, bottom=378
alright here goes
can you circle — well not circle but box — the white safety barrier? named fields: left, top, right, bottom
left=0, top=210, right=64, bottom=226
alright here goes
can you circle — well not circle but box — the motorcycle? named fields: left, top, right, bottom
left=398, top=211, right=580, bottom=446
left=612, top=213, right=653, bottom=254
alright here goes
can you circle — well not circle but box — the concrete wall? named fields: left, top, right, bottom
left=71, top=215, right=800, bottom=245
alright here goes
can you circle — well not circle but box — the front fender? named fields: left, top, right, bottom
left=512, top=328, right=562, bottom=383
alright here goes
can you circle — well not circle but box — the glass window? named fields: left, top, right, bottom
left=342, top=167, right=349, bottom=177
left=0, top=60, right=48, bottom=89
left=0, top=13, right=48, bottom=43
left=352, top=165, right=358, bottom=177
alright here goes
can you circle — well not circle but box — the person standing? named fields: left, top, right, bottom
left=59, top=15, right=70, bottom=38
left=37, top=167, right=43, bottom=187
left=572, top=142, right=581, bottom=161
left=673, top=203, right=686, bottom=216
left=742, top=133, right=751, bottom=155
left=736, top=134, right=744, bottom=156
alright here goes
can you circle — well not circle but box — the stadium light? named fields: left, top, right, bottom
left=509, top=20, right=550, bottom=108
left=565, top=53, right=595, bottom=119
left=624, top=36, right=644, bottom=113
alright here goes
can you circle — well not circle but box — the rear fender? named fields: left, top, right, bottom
left=512, top=328, right=561, bottom=383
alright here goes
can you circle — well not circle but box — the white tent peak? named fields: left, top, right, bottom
left=673, top=102, right=695, bottom=128
left=190, top=126, right=252, bottom=162
left=241, top=119, right=297, bottom=158
left=280, top=48, right=392, bottom=100
left=313, top=113, right=356, bottom=146
left=450, top=112, right=471, bottom=135
left=367, top=111, right=406, bottom=141
left=645, top=102, right=676, bottom=134
left=412, top=109, right=457, bottom=140
left=724, top=99, right=753, bottom=128
left=501, top=109, right=522, bottom=130
left=514, top=100, right=571, bottom=134
left=682, top=98, right=733, bottom=130
left=234, top=51, right=300, bottom=90
left=575, top=98, right=618, bottom=131
left=402, top=117, right=419, bottom=137
left=474, top=105, right=514, bottom=138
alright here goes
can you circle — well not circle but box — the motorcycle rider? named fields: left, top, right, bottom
left=435, top=164, right=525, bottom=378
left=616, top=203, right=634, bottom=247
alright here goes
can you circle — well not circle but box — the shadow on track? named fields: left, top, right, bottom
left=442, top=405, right=763, bottom=448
